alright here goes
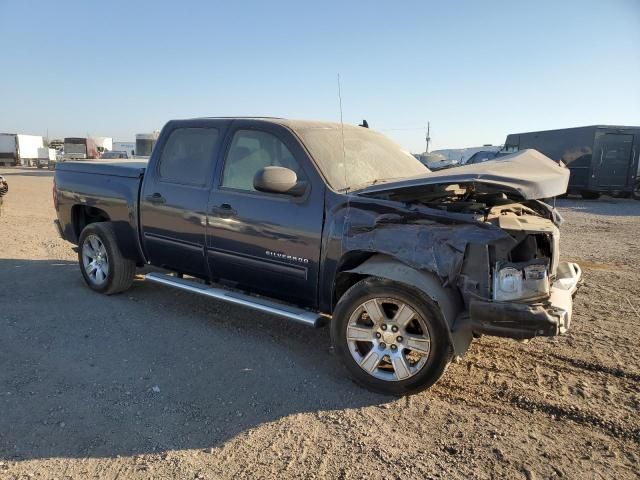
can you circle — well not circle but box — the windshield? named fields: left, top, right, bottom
left=295, top=124, right=429, bottom=191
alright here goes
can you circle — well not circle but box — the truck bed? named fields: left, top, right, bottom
left=56, top=159, right=148, bottom=178
left=54, top=159, right=148, bottom=261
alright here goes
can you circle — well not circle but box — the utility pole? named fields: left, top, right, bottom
left=425, top=122, right=431, bottom=153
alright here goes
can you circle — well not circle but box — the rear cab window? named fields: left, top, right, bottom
left=157, top=127, right=220, bottom=186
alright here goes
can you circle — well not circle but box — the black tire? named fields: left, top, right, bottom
left=331, top=277, right=452, bottom=395
left=632, top=182, right=640, bottom=201
left=580, top=190, right=600, bottom=200
left=78, top=222, right=136, bottom=295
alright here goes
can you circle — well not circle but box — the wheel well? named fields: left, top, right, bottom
left=335, top=254, right=472, bottom=356
left=333, top=271, right=367, bottom=309
left=332, top=251, right=375, bottom=309
left=71, top=205, right=111, bottom=240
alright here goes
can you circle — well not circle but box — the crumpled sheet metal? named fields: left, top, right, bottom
left=342, top=205, right=514, bottom=286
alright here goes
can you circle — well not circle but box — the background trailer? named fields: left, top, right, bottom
left=504, top=125, right=640, bottom=199
left=0, top=134, right=44, bottom=166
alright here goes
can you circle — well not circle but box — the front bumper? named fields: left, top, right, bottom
left=470, top=262, right=582, bottom=339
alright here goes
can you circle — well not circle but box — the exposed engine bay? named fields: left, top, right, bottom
left=378, top=182, right=561, bottom=304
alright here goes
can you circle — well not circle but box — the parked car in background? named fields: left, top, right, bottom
left=504, top=125, right=640, bottom=199
left=465, top=150, right=512, bottom=165
left=53, top=117, right=581, bottom=395
left=415, top=152, right=457, bottom=171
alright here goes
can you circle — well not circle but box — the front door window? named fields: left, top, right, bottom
left=221, top=130, right=305, bottom=191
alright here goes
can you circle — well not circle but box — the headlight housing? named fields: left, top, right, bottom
left=493, top=261, right=550, bottom=301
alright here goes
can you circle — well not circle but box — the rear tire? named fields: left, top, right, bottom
left=331, top=277, right=452, bottom=395
left=632, top=182, right=640, bottom=200
left=78, top=222, right=136, bottom=295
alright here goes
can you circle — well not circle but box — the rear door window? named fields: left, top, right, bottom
left=157, top=127, right=220, bottom=186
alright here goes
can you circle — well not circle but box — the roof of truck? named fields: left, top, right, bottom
left=184, top=117, right=355, bottom=131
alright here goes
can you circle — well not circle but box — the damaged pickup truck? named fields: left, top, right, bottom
left=53, top=118, right=581, bottom=394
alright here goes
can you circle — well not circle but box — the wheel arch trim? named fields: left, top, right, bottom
left=342, top=254, right=472, bottom=356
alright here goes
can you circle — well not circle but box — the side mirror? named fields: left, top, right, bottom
left=254, top=166, right=305, bottom=196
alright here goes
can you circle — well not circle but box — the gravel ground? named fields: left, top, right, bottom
left=0, top=167, right=639, bottom=479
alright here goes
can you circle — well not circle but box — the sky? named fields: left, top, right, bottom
left=0, top=0, right=638, bottom=152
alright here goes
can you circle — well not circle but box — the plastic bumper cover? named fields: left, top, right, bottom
left=470, top=262, right=582, bottom=339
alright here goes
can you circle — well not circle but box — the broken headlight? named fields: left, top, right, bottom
left=493, top=261, right=550, bottom=301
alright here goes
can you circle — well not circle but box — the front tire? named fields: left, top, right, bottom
left=632, top=181, right=640, bottom=200
left=331, top=277, right=452, bottom=395
left=78, top=222, right=136, bottom=295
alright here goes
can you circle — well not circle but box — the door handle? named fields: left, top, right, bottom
left=146, top=192, right=166, bottom=204
left=211, top=203, right=237, bottom=216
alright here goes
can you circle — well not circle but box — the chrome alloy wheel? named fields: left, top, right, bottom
left=82, top=234, right=110, bottom=285
left=346, top=297, right=431, bottom=382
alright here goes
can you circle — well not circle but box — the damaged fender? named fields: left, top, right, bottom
left=341, top=199, right=518, bottom=286
left=344, top=254, right=473, bottom=356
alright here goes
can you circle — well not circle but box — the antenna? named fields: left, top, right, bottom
left=337, top=74, right=350, bottom=245
left=425, top=121, right=431, bottom=153
left=337, top=74, right=348, bottom=191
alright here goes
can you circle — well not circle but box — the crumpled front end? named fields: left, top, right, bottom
left=469, top=261, right=581, bottom=339
left=458, top=202, right=582, bottom=339
left=352, top=177, right=581, bottom=341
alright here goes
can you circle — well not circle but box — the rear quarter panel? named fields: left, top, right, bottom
left=55, top=166, right=145, bottom=262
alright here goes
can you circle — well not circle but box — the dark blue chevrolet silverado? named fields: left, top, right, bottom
left=53, top=117, right=581, bottom=394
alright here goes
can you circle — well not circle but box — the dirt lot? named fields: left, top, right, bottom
left=0, top=167, right=638, bottom=479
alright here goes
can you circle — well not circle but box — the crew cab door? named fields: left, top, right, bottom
left=140, top=120, right=228, bottom=277
left=206, top=120, right=325, bottom=307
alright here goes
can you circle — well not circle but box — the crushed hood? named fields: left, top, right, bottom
left=357, top=149, right=569, bottom=200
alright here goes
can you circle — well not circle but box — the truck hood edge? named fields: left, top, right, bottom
left=357, top=149, right=569, bottom=200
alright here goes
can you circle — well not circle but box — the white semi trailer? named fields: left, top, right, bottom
left=0, top=134, right=44, bottom=166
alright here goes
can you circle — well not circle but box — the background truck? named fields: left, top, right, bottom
left=37, top=147, right=57, bottom=169
left=63, top=137, right=99, bottom=160
left=504, top=125, right=640, bottom=199
left=53, top=117, right=581, bottom=395
left=135, top=132, right=159, bottom=157
left=0, top=133, right=44, bottom=166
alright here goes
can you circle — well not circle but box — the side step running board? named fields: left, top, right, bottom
left=144, top=272, right=323, bottom=327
